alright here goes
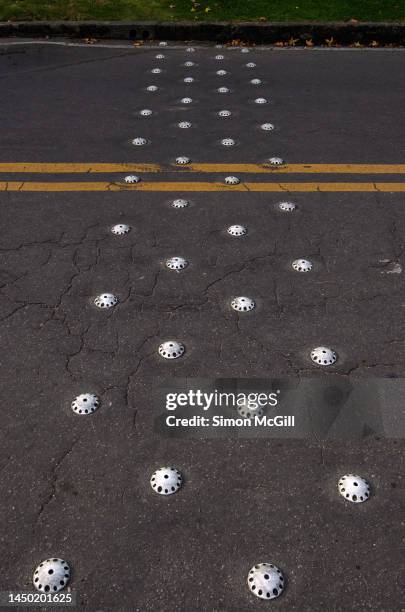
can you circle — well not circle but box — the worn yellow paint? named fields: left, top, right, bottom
left=190, top=164, right=405, bottom=174
left=0, top=163, right=161, bottom=174
left=1, top=163, right=405, bottom=174
left=1, top=181, right=405, bottom=192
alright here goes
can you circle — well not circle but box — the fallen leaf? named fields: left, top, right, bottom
left=325, top=37, right=335, bottom=46
left=205, top=6, right=211, bottom=11
left=288, top=37, right=299, bottom=46
left=83, top=37, right=97, bottom=44
left=258, top=16, right=267, bottom=21
left=370, top=40, right=379, bottom=47
left=305, top=39, right=314, bottom=47
left=274, top=41, right=284, bottom=47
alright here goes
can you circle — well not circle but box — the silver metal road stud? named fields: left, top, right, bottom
left=247, top=563, right=285, bottom=600
left=338, top=474, right=370, bottom=503
left=310, top=346, right=337, bottom=366
left=71, top=393, right=100, bottom=415
left=231, top=296, right=256, bottom=312
left=158, top=340, right=185, bottom=359
left=33, top=559, right=71, bottom=594
left=94, top=293, right=118, bottom=309
left=150, top=467, right=183, bottom=495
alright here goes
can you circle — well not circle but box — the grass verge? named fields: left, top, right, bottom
left=0, top=0, right=405, bottom=22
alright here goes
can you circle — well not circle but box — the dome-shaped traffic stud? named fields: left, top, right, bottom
left=146, top=85, right=158, bottom=91
left=217, top=87, right=230, bottom=93
left=180, top=97, right=193, bottom=104
left=261, top=123, right=275, bottom=131
left=124, top=175, right=141, bottom=183
left=227, top=224, right=247, bottom=236
left=292, top=258, right=313, bottom=272
left=215, top=54, right=225, bottom=60
left=246, top=62, right=257, bottom=67
left=221, top=138, right=236, bottom=146
left=151, top=68, right=162, bottom=74
left=216, top=69, right=227, bottom=76
left=218, top=110, right=232, bottom=117
left=183, top=77, right=194, bottom=83
left=159, top=41, right=168, bottom=46
left=237, top=400, right=264, bottom=419
left=150, top=467, right=183, bottom=495
left=224, top=176, right=240, bottom=185
left=171, top=198, right=189, bottom=208
left=155, top=53, right=165, bottom=59
left=254, top=97, right=268, bottom=104
left=176, top=156, right=191, bottom=165
left=33, top=558, right=71, bottom=593
left=269, top=157, right=284, bottom=165
left=184, top=61, right=195, bottom=66
left=158, top=340, right=185, bottom=359
left=132, top=137, right=148, bottom=146
left=94, top=293, right=118, bottom=309
left=278, top=201, right=296, bottom=212
left=338, top=474, right=370, bottom=503
left=71, top=393, right=100, bottom=415
left=178, top=121, right=192, bottom=129
left=310, top=346, right=337, bottom=366
left=186, top=47, right=195, bottom=52
left=111, top=223, right=131, bottom=235
left=231, top=296, right=256, bottom=312
left=139, top=109, right=153, bottom=116
left=165, top=256, right=188, bottom=271
left=247, top=563, right=285, bottom=600
left=241, top=47, right=250, bottom=53
left=251, top=78, right=262, bottom=85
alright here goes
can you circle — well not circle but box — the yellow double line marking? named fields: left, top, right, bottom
left=1, top=163, right=405, bottom=192
left=2, top=182, right=405, bottom=192
left=1, top=163, right=405, bottom=174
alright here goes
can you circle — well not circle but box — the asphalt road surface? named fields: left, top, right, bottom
left=0, top=40, right=404, bottom=611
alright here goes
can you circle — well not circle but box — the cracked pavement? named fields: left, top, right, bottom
left=0, top=41, right=404, bottom=611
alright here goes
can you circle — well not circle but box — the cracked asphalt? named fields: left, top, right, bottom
left=0, top=41, right=404, bottom=611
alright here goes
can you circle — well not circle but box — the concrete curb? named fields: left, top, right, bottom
left=0, top=21, right=405, bottom=45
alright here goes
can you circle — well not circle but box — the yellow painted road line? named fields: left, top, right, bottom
left=2, top=163, right=405, bottom=174
left=2, top=182, right=405, bottom=192
left=0, top=163, right=162, bottom=174
left=191, top=164, right=405, bottom=174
